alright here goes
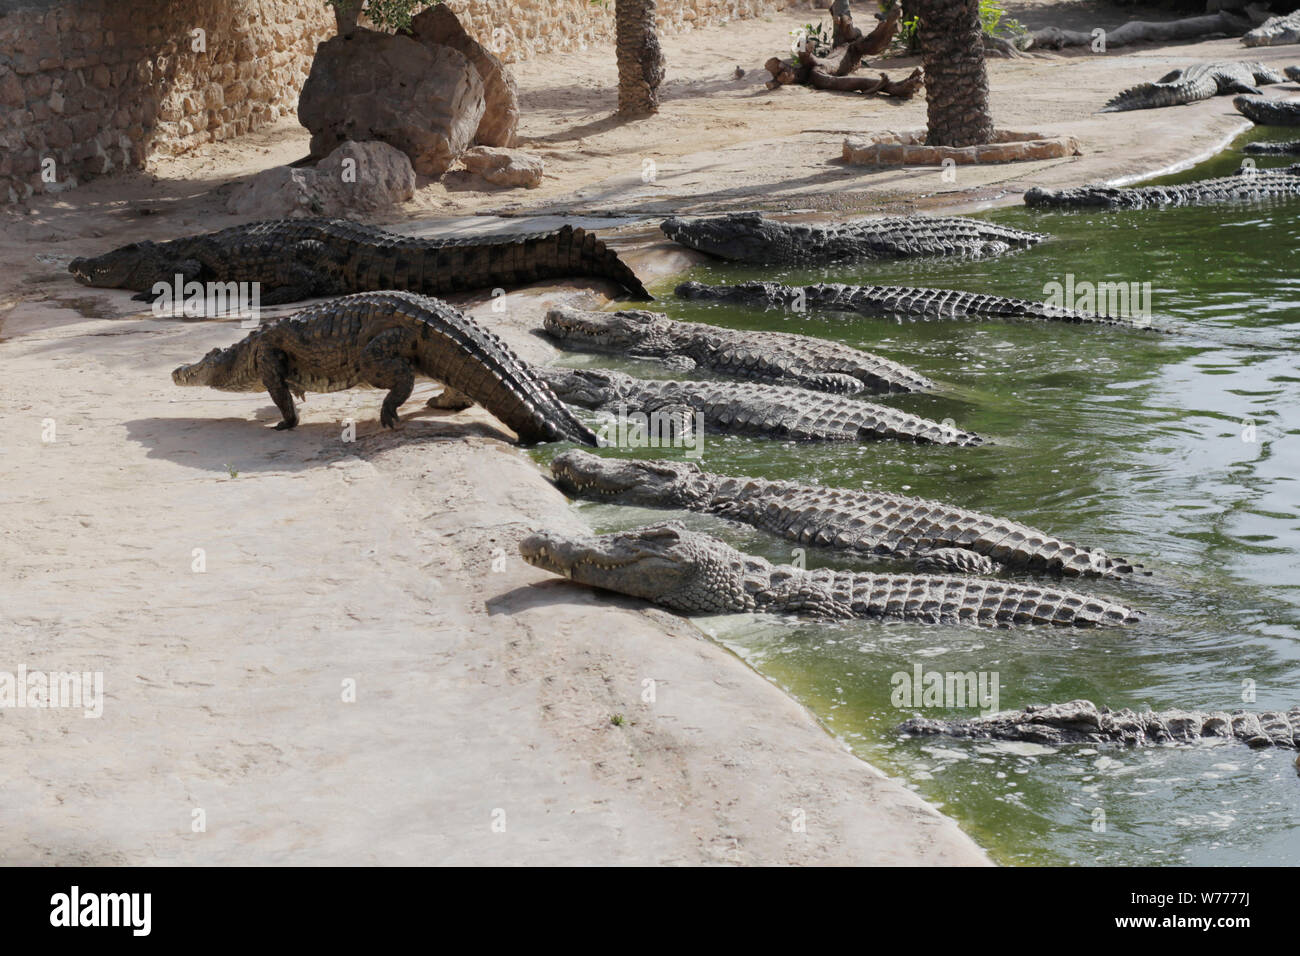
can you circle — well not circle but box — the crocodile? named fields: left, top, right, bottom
left=171, top=291, right=598, bottom=445
left=541, top=305, right=934, bottom=395
left=675, top=280, right=1155, bottom=329
left=70, top=218, right=651, bottom=305
left=519, top=522, right=1141, bottom=627
left=898, top=699, right=1300, bottom=749
left=659, top=212, right=1047, bottom=264
left=1100, top=61, right=1286, bottom=112
left=1243, top=10, right=1300, bottom=47
left=549, top=450, right=1143, bottom=578
left=1024, top=170, right=1300, bottom=209
left=1234, top=94, right=1300, bottom=126
left=538, top=367, right=982, bottom=446
left=1242, top=138, right=1300, bottom=154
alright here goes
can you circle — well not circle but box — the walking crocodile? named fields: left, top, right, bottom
left=1024, top=170, right=1300, bottom=209
left=537, top=368, right=982, bottom=446
left=171, top=291, right=599, bottom=445
left=70, top=218, right=651, bottom=304
left=1243, top=10, right=1300, bottom=47
left=549, top=450, right=1143, bottom=578
left=519, top=523, right=1141, bottom=627
left=1243, top=138, right=1300, bottom=154
left=1101, top=61, right=1286, bottom=112
left=675, top=280, right=1155, bottom=329
left=659, top=212, right=1047, bottom=264
left=898, top=699, right=1300, bottom=749
left=1234, top=94, right=1300, bottom=126
left=541, top=305, right=934, bottom=394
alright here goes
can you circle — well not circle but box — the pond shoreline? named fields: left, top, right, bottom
left=4, top=8, right=1296, bottom=866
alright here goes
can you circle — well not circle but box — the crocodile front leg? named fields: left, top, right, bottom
left=358, top=328, right=417, bottom=428
left=259, top=348, right=299, bottom=430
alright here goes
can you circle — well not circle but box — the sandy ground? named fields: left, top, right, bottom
left=2, top=4, right=1297, bottom=865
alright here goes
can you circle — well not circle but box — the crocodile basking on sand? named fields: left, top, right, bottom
left=1024, top=170, right=1300, bottom=209
left=172, top=291, right=598, bottom=445
left=659, top=212, right=1046, bottom=264
left=549, top=451, right=1143, bottom=578
left=675, top=280, right=1155, bottom=329
left=70, top=217, right=650, bottom=304
left=520, top=523, right=1140, bottom=627
left=1243, top=10, right=1300, bottom=47
left=1234, top=94, right=1300, bottom=126
left=898, top=699, right=1300, bottom=749
left=541, top=305, right=933, bottom=394
left=1101, top=61, right=1286, bottom=112
left=538, top=367, right=982, bottom=446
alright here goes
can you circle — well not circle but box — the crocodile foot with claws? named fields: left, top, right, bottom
left=542, top=305, right=933, bottom=394
left=660, top=212, right=1046, bottom=264
left=1101, top=61, right=1286, bottom=112
left=898, top=699, right=1300, bottom=749
left=172, top=291, right=598, bottom=445
left=549, top=451, right=1143, bottom=577
left=71, top=218, right=650, bottom=305
left=539, top=367, right=982, bottom=445
left=520, top=523, right=1141, bottom=627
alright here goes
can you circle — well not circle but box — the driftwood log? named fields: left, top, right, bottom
left=1030, top=11, right=1253, bottom=50
left=766, top=5, right=920, bottom=97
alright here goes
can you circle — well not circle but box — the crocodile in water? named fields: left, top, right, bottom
left=542, top=305, right=933, bottom=394
left=675, top=280, right=1156, bottom=329
left=659, top=212, right=1046, bottom=264
left=898, top=699, right=1300, bottom=749
left=520, top=523, right=1140, bottom=627
left=1024, top=170, right=1300, bottom=209
left=538, top=367, right=982, bottom=446
left=549, top=450, right=1143, bottom=578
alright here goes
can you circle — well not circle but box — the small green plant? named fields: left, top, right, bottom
left=325, top=0, right=442, bottom=32
left=224, top=463, right=238, bottom=478
left=791, top=21, right=833, bottom=60
left=609, top=713, right=625, bottom=727
left=891, top=0, right=1027, bottom=53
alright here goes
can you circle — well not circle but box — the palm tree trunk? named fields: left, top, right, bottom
left=615, top=0, right=666, bottom=117
left=916, top=0, right=994, bottom=147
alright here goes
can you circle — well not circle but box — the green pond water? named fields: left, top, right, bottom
left=533, top=129, right=1300, bottom=866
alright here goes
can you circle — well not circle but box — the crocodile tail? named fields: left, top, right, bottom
left=403, top=295, right=599, bottom=446
left=1101, top=81, right=1192, bottom=113
left=569, top=226, right=653, bottom=301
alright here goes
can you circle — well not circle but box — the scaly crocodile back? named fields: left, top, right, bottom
left=621, top=377, right=984, bottom=446
left=676, top=280, right=1155, bottom=329
left=1101, top=61, right=1281, bottom=112
left=1234, top=94, right=1300, bottom=127
left=703, top=475, right=1142, bottom=577
left=248, top=292, right=598, bottom=445
left=899, top=700, right=1300, bottom=748
left=1025, top=171, right=1300, bottom=210
left=775, top=568, right=1140, bottom=626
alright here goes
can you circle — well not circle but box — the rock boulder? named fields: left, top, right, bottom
left=408, top=5, right=520, bottom=148
left=227, top=140, right=416, bottom=217
left=462, top=146, right=545, bottom=189
left=298, top=28, right=485, bottom=176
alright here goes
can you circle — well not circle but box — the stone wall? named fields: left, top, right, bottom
left=0, top=0, right=334, bottom=203
left=445, top=0, right=818, bottom=62
left=0, top=0, right=821, bottom=203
